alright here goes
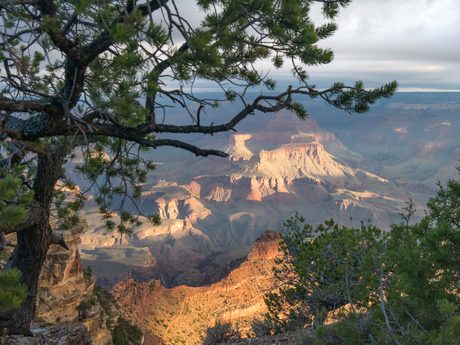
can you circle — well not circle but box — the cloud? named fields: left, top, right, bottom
left=307, top=0, right=460, bottom=90
left=160, top=0, right=460, bottom=91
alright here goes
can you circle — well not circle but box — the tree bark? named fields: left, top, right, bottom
left=0, top=146, right=67, bottom=335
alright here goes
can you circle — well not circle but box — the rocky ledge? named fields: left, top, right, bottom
left=4, top=322, right=92, bottom=345
left=36, top=220, right=113, bottom=345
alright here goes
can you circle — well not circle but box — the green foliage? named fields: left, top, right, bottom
left=73, top=140, right=159, bottom=233
left=83, top=265, right=93, bottom=280
left=266, top=214, right=385, bottom=331
left=379, top=190, right=460, bottom=344
left=92, top=285, right=120, bottom=335
left=93, top=284, right=119, bottom=318
left=267, top=178, right=460, bottom=343
left=0, top=174, right=34, bottom=229
left=313, top=320, right=366, bottom=345
left=112, top=317, right=143, bottom=345
left=0, top=269, right=28, bottom=312
left=203, top=321, right=241, bottom=344
left=0, top=0, right=397, bottom=237
left=76, top=297, right=98, bottom=312
left=0, top=173, right=32, bottom=313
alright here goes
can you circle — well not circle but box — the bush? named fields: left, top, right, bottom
left=266, top=177, right=460, bottom=344
left=203, top=321, right=241, bottom=344
left=83, top=266, right=93, bottom=280
left=93, top=285, right=118, bottom=318
left=266, top=215, right=385, bottom=331
left=112, top=316, right=143, bottom=345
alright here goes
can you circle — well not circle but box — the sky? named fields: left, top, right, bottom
left=174, top=0, right=460, bottom=92
left=297, top=0, right=460, bottom=91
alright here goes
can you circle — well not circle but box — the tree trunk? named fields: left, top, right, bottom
left=0, top=146, right=66, bottom=335
left=0, top=219, right=51, bottom=334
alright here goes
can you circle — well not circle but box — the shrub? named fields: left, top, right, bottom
left=266, top=215, right=385, bottom=331
left=112, top=317, right=143, bottom=345
left=266, top=176, right=460, bottom=344
left=203, top=321, right=241, bottom=344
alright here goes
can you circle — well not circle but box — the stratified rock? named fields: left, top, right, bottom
left=204, top=185, right=232, bottom=202
left=227, top=134, right=254, bottom=161
left=111, top=230, right=282, bottom=345
left=37, top=221, right=91, bottom=323
left=5, top=322, right=92, bottom=345
left=247, top=230, right=280, bottom=262
left=36, top=220, right=113, bottom=345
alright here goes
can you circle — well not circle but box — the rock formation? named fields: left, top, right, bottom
left=78, top=95, right=460, bottom=293
left=4, top=322, right=92, bottom=345
left=227, top=134, right=254, bottom=161
left=246, top=230, right=281, bottom=262
left=37, top=221, right=90, bottom=322
left=36, top=220, right=113, bottom=345
left=78, top=113, right=416, bottom=290
left=111, top=230, right=281, bottom=345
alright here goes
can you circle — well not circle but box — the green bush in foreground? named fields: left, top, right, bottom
left=112, top=316, right=143, bottom=345
left=266, top=175, right=460, bottom=344
left=266, top=215, right=385, bottom=331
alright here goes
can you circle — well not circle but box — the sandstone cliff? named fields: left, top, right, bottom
left=37, top=221, right=113, bottom=345
left=111, top=230, right=281, bottom=345
left=246, top=230, right=280, bottom=262
left=227, top=134, right=254, bottom=161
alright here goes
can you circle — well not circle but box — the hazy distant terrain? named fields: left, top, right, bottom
left=77, top=92, right=460, bottom=288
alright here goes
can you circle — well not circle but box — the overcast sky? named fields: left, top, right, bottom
left=300, top=0, right=460, bottom=91
left=169, top=0, right=459, bottom=92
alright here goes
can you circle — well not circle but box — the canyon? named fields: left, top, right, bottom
left=25, top=92, right=458, bottom=344
left=2, top=92, right=460, bottom=345
left=111, top=230, right=282, bottom=345
left=76, top=93, right=460, bottom=291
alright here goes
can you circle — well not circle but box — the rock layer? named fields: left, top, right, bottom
left=37, top=221, right=112, bottom=345
left=80, top=114, right=413, bottom=289
left=112, top=230, right=281, bottom=345
left=4, top=322, right=92, bottom=345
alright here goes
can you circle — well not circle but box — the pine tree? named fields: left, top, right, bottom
left=0, top=0, right=397, bottom=334
left=265, top=215, right=385, bottom=333
left=267, top=181, right=460, bottom=344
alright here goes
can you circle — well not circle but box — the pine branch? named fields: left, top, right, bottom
left=0, top=200, right=42, bottom=235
